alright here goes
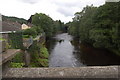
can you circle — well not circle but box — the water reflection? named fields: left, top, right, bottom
left=47, top=33, right=120, bottom=67
left=48, top=33, right=82, bottom=67
left=58, top=40, right=64, bottom=43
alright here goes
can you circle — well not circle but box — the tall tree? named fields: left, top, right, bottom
left=32, top=13, right=55, bottom=38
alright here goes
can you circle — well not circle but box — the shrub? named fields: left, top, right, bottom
left=23, top=28, right=37, bottom=38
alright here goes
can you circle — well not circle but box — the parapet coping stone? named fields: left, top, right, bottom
left=3, top=66, right=119, bottom=78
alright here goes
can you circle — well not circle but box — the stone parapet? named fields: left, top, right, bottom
left=3, top=66, right=119, bottom=79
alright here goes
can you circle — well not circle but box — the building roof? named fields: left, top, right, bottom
left=2, top=20, right=21, bottom=31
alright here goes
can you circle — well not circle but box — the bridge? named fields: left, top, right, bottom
left=0, top=31, right=120, bottom=80
left=3, top=66, right=119, bottom=79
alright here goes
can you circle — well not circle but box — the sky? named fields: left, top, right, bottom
left=0, top=0, right=106, bottom=23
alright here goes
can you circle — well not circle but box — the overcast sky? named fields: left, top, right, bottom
left=0, top=0, right=105, bottom=23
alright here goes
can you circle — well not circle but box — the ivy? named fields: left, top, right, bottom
left=8, top=31, right=24, bottom=50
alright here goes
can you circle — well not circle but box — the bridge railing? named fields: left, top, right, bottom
left=0, top=31, right=17, bottom=54
left=0, top=31, right=119, bottom=79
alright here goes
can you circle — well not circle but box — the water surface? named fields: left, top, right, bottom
left=46, top=33, right=120, bottom=67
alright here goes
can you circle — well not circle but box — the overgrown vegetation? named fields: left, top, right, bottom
left=28, top=40, right=49, bottom=67
left=10, top=63, right=24, bottom=68
left=22, top=26, right=43, bottom=38
left=7, top=16, right=50, bottom=67
left=0, top=38, right=6, bottom=41
left=8, top=31, right=24, bottom=49
left=10, top=52, right=24, bottom=68
left=68, top=2, right=120, bottom=56
left=9, top=29, right=49, bottom=67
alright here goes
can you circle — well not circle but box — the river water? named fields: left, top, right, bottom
left=46, top=33, right=120, bottom=67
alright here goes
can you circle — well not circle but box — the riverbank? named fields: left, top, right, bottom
left=109, top=49, right=120, bottom=56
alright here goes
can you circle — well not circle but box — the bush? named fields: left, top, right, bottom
left=9, top=31, right=24, bottom=49
left=23, top=28, right=37, bottom=38
left=38, top=59, right=48, bottom=67
left=10, top=63, right=24, bottom=68
left=40, top=46, right=49, bottom=59
left=28, top=40, right=49, bottom=67
left=12, top=52, right=23, bottom=63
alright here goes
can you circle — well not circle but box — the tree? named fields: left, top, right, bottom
left=68, top=2, right=120, bottom=55
left=32, top=13, right=55, bottom=38
left=90, top=2, right=120, bottom=49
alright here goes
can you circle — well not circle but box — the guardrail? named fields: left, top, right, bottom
left=0, top=31, right=16, bottom=34
left=0, top=31, right=16, bottom=54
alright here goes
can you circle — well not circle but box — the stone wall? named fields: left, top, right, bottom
left=3, top=66, right=119, bottom=79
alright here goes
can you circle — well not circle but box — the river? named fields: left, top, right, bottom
left=46, top=33, right=120, bottom=67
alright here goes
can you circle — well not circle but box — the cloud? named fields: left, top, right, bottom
left=51, top=0, right=105, bottom=18
left=51, top=0, right=82, bottom=7
left=57, top=7, right=74, bottom=17
left=106, top=0, right=120, bottom=2
left=0, top=0, right=105, bottom=23
left=18, top=0, right=41, bottom=4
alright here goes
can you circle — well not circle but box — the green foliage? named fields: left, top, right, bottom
left=0, top=38, right=6, bottom=41
left=90, top=2, right=120, bottom=50
left=28, top=41, right=41, bottom=67
left=31, top=13, right=66, bottom=36
left=10, top=52, right=24, bottom=68
left=40, top=46, right=49, bottom=59
left=33, top=26, right=44, bottom=35
left=38, top=59, right=48, bottom=67
left=22, top=35, right=30, bottom=38
left=68, top=2, right=120, bottom=55
left=9, top=31, right=24, bottom=49
left=12, top=52, right=23, bottom=63
left=22, top=25, right=44, bottom=38
left=28, top=40, right=49, bottom=67
left=22, top=28, right=37, bottom=38
left=32, top=13, right=58, bottom=37
left=68, top=5, right=97, bottom=39
left=10, top=63, right=24, bottom=68
left=2, top=15, right=27, bottom=24
left=39, top=45, right=49, bottom=67
left=68, top=21, right=80, bottom=37
left=54, top=20, right=66, bottom=33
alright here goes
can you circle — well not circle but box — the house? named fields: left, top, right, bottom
left=21, top=24, right=30, bottom=30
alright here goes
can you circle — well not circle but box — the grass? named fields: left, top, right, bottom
left=40, top=46, right=49, bottom=59
left=30, top=62, right=39, bottom=67
left=22, top=35, right=30, bottom=38
left=10, top=52, right=24, bottom=68
left=38, top=59, right=49, bottom=67
left=12, top=52, right=23, bottom=63
left=0, top=38, right=6, bottom=41
left=39, top=46, right=49, bottom=67
left=10, top=63, right=24, bottom=68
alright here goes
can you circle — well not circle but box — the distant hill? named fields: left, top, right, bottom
left=2, top=15, right=27, bottom=24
